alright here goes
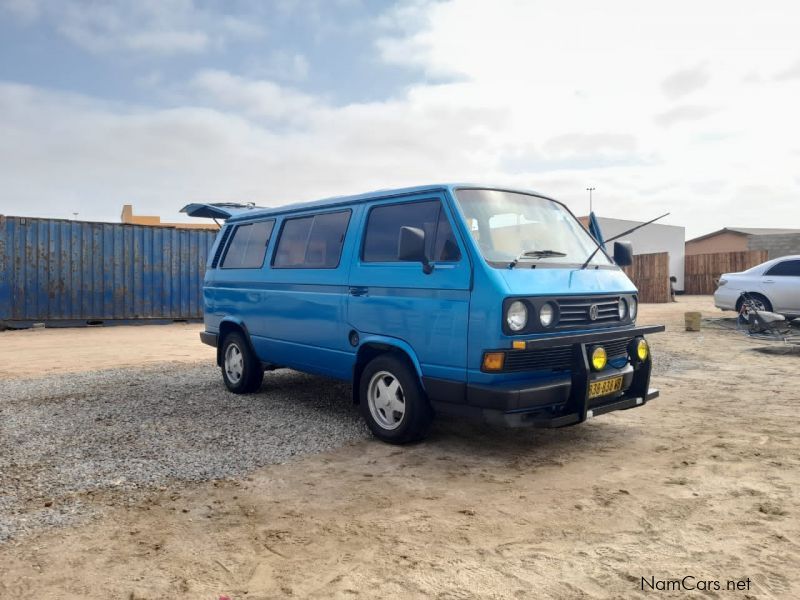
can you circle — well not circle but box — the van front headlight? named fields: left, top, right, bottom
left=506, top=301, right=528, bottom=332
left=629, top=297, right=638, bottom=321
left=618, top=298, right=628, bottom=320
left=539, top=303, right=555, bottom=327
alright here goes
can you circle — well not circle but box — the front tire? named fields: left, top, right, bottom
left=221, top=331, right=264, bottom=394
left=359, top=354, right=433, bottom=444
left=737, top=293, right=772, bottom=323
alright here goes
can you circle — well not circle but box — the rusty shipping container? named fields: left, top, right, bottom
left=0, top=215, right=217, bottom=327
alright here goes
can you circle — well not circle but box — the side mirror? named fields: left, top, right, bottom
left=614, top=241, right=633, bottom=267
left=398, top=226, right=433, bottom=274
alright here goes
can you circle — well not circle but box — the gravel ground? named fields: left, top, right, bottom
left=0, top=364, right=369, bottom=542
left=0, top=346, right=689, bottom=544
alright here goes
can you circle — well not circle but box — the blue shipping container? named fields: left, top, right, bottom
left=0, top=215, right=217, bottom=327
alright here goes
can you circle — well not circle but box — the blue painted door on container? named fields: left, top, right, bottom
left=347, top=195, right=471, bottom=382
left=244, top=209, right=357, bottom=380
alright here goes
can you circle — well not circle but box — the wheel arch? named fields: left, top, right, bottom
left=735, top=291, right=773, bottom=312
left=351, top=335, right=424, bottom=405
left=217, top=318, right=256, bottom=367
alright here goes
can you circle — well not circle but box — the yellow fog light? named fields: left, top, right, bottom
left=636, top=338, right=649, bottom=361
left=590, top=346, right=607, bottom=371
left=482, top=352, right=505, bottom=371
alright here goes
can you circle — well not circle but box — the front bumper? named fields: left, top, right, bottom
left=426, top=324, right=665, bottom=428
left=200, top=331, right=218, bottom=347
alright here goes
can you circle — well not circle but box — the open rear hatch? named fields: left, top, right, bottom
left=180, top=202, right=267, bottom=220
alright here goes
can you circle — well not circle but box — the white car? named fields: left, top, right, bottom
left=714, top=255, right=800, bottom=318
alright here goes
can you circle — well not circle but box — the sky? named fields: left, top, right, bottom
left=0, top=0, right=798, bottom=239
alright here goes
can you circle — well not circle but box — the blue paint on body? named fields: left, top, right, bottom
left=201, top=184, right=643, bottom=391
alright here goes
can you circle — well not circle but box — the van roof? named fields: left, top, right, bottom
left=225, top=183, right=552, bottom=223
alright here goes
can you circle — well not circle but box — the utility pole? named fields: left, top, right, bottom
left=586, top=187, right=595, bottom=213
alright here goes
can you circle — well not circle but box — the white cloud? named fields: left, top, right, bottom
left=190, top=70, right=319, bottom=121
left=258, top=51, right=311, bottom=83
left=774, top=59, right=800, bottom=81
left=1, top=0, right=266, bottom=54
left=370, top=0, right=800, bottom=233
left=543, top=134, right=638, bottom=160
left=654, top=105, right=718, bottom=128
left=1, top=0, right=799, bottom=239
left=661, top=65, right=711, bottom=99
left=121, top=29, right=209, bottom=54
left=0, top=76, right=510, bottom=223
left=0, top=0, right=40, bottom=21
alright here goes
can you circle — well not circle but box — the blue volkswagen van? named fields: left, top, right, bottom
left=184, top=185, right=664, bottom=444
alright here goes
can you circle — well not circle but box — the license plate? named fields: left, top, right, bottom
left=588, top=375, right=623, bottom=399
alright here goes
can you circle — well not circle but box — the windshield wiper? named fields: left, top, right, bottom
left=509, top=249, right=567, bottom=268
left=579, top=211, right=670, bottom=269
left=579, top=245, right=604, bottom=270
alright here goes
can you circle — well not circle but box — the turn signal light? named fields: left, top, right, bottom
left=482, top=352, right=505, bottom=371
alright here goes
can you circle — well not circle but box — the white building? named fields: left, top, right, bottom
left=581, top=216, right=686, bottom=292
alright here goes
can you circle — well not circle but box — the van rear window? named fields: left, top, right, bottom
left=273, top=210, right=351, bottom=269
left=220, top=220, right=275, bottom=269
left=362, top=200, right=461, bottom=262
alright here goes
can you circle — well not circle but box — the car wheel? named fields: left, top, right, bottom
left=221, top=331, right=264, bottom=394
left=737, top=293, right=773, bottom=323
left=359, top=354, right=433, bottom=444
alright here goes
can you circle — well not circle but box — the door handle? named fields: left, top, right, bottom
left=763, top=280, right=774, bottom=284
left=349, top=286, right=368, bottom=297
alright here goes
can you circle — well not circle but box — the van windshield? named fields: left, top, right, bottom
left=454, top=189, right=613, bottom=268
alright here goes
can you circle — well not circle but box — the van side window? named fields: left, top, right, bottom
left=210, top=225, right=233, bottom=268
left=363, top=200, right=461, bottom=262
left=221, top=220, right=275, bottom=269
left=273, top=210, right=351, bottom=269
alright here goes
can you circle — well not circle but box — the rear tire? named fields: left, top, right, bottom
left=359, top=354, right=433, bottom=444
left=221, top=331, right=264, bottom=394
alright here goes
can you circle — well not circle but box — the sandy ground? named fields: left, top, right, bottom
left=0, top=323, right=212, bottom=379
left=1, top=297, right=799, bottom=599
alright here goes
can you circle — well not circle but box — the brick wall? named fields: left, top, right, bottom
left=748, top=234, right=800, bottom=259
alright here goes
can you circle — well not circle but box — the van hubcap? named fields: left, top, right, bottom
left=224, top=343, right=244, bottom=384
left=367, top=371, right=406, bottom=430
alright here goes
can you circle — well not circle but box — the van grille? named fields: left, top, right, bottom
left=556, top=296, right=621, bottom=328
left=503, top=338, right=631, bottom=372
left=602, top=338, right=630, bottom=358
left=504, top=345, right=574, bottom=372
